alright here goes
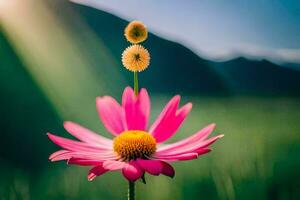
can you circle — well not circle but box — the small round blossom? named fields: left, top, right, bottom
left=124, top=21, right=148, bottom=44
left=122, top=44, right=150, bottom=72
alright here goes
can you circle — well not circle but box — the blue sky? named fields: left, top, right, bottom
left=72, top=0, right=300, bottom=63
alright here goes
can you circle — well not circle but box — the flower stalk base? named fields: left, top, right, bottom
left=128, top=181, right=135, bottom=200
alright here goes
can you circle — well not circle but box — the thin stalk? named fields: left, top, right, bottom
left=134, top=71, right=139, bottom=96
left=128, top=181, right=135, bottom=200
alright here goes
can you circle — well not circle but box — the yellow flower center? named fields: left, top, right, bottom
left=113, top=130, right=157, bottom=161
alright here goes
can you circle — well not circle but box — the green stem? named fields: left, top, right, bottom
left=134, top=71, right=139, bottom=96
left=129, top=73, right=138, bottom=199
left=128, top=181, right=135, bottom=200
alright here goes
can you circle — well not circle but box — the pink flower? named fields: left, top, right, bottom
left=47, top=87, right=223, bottom=181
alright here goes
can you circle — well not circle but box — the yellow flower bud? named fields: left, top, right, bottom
left=124, top=21, right=148, bottom=44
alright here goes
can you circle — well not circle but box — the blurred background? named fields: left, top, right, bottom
left=0, top=0, right=300, bottom=199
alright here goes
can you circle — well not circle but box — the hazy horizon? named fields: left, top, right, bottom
left=71, top=0, right=300, bottom=64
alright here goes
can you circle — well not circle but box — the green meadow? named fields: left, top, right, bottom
left=1, top=97, right=299, bottom=200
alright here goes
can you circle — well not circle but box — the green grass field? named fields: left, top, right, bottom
left=1, top=96, right=299, bottom=200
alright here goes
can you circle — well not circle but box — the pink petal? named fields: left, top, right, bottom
left=156, top=124, right=216, bottom=153
left=122, top=161, right=144, bottom=181
left=49, top=150, right=69, bottom=160
left=67, top=158, right=103, bottom=166
left=47, top=133, right=107, bottom=153
left=157, top=135, right=223, bottom=156
left=88, top=165, right=108, bottom=181
left=150, top=96, right=192, bottom=143
left=149, top=95, right=180, bottom=140
left=50, top=151, right=72, bottom=161
left=161, top=162, right=175, bottom=178
left=63, top=121, right=113, bottom=148
left=122, top=87, right=150, bottom=130
left=136, top=159, right=163, bottom=176
left=50, top=151, right=116, bottom=161
left=103, top=160, right=126, bottom=171
left=152, top=153, right=199, bottom=162
left=96, top=96, right=127, bottom=136
left=196, top=148, right=212, bottom=155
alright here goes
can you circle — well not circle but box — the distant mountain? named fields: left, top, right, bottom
left=211, top=58, right=300, bottom=95
left=2, top=0, right=300, bottom=96
left=67, top=2, right=300, bottom=96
